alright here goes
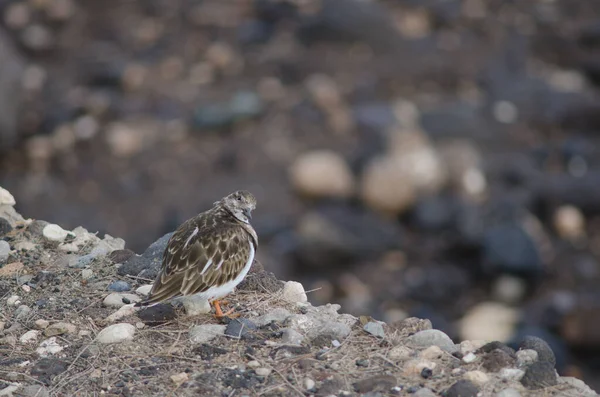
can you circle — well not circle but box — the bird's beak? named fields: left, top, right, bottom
left=243, top=208, right=252, bottom=219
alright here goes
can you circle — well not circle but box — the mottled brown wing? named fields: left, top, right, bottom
left=139, top=215, right=251, bottom=306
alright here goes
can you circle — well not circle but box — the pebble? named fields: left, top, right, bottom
left=389, top=345, right=412, bottom=361
left=403, top=359, right=436, bottom=377
left=170, top=372, right=189, bottom=385
left=519, top=336, right=556, bottom=367
left=189, top=324, right=226, bottom=344
left=252, top=308, right=291, bottom=326
left=407, top=329, right=457, bottom=353
left=36, top=337, right=64, bottom=356
left=103, top=303, right=138, bottom=323
left=20, top=330, right=40, bottom=344
left=103, top=293, right=141, bottom=308
left=179, top=295, right=211, bottom=315
left=553, top=205, right=585, bottom=240
left=558, top=376, right=598, bottom=396
left=290, top=150, right=354, bottom=199
left=520, top=361, right=557, bottom=390
left=0, top=240, right=10, bottom=263
left=282, top=281, right=308, bottom=303
left=303, top=378, right=316, bottom=391
left=0, top=187, right=16, bottom=206
left=496, top=388, right=522, bottom=397
left=137, top=304, right=177, bottom=326
left=7, top=295, right=20, bottom=305
left=445, top=380, right=480, bottom=397
left=420, top=346, right=444, bottom=360
left=463, top=370, right=489, bottom=386
left=516, top=349, right=539, bottom=367
left=96, top=323, right=136, bottom=344
left=255, top=367, right=272, bottom=377
left=14, top=241, right=36, bottom=251
left=460, top=340, right=487, bottom=355
left=44, top=322, right=77, bottom=337
left=35, top=319, right=49, bottom=329
left=363, top=321, right=385, bottom=338
left=462, top=352, right=477, bottom=363
left=0, top=262, right=24, bottom=278
left=459, top=302, right=518, bottom=343
left=225, top=318, right=258, bottom=339
left=0, top=217, right=12, bottom=236
left=107, top=281, right=131, bottom=292
left=247, top=360, right=260, bottom=368
left=499, top=368, right=525, bottom=381
left=135, top=284, right=153, bottom=295
left=81, top=268, right=94, bottom=280
left=15, top=305, right=31, bottom=320
left=414, top=388, right=437, bottom=397
left=281, top=328, right=304, bottom=345
left=42, top=224, right=71, bottom=242
left=58, top=242, right=79, bottom=253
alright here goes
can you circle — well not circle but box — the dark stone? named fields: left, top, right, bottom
left=237, top=19, right=274, bottom=45
left=519, top=336, right=556, bottom=368
left=444, top=380, right=479, bottom=397
left=137, top=304, right=177, bottom=326
left=107, top=281, right=131, bottom=292
left=353, top=374, right=396, bottom=393
left=477, top=341, right=516, bottom=357
left=510, top=326, right=567, bottom=372
left=237, top=261, right=283, bottom=293
left=317, top=375, right=345, bottom=397
left=482, top=222, right=544, bottom=278
left=355, top=359, right=369, bottom=367
left=270, top=345, right=310, bottom=361
left=224, top=318, right=258, bottom=339
left=27, top=220, right=49, bottom=237
left=520, top=361, right=558, bottom=390
left=193, top=344, right=228, bottom=361
left=221, top=368, right=260, bottom=390
left=420, top=100, right=490, bottom=140
left=118, top=232, right=173, bottom=279
left=411, top=195, right=458, bottom=231
left=0, top=218, right=12, bottom=236
left=420, top=367, right=432, bottom=379
left=30, top=358, right=68, bottom=385
left=108, top=249, right=136, bottom=264
left=482, top=349, right=517, bottom=373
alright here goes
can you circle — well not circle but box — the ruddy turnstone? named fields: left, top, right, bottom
left=135, top=190, right=257, bottom=317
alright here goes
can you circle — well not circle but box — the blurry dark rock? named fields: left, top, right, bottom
left=482, top=222, right=544, bottom=278
left=0, top=30, right=25, bottom=151
left=237, top=261, right=283, bottom=293
left=293, top=204, right=403, bottom=269
left=353, top=103, right=396, bottom=131
left=510, top=326, right=568, bottom=372
left=443, top=380, right=479, bottom=397
left=482, top=348, right=517, bottom=372
left=411, top=195, right=458, bottom=231
left=534, top=173, right=600, bottom=215
left=478, top=341, right=516, bottom=356
left=30, top=358, right=68, bottom=385
left=520, top=361, right=558, bottom=390
left=108, top=249, right=136, bottom=264
left=353, top=374, right=396, bottom=393
left=237, top=20, right=274, bottom=45
left=28, top=220, right=50, bottom=238
left=519, top=336, right=556, bottom=368
left=225, top=318, right=258, bottom=339
left=420, top=101, right=490, bottom=140
left=404, top=264, right=470, bottom=305
left=193, top=344, right=228, bottom=361
left=107, top=280, right=131, bottom=292
left=193, top=91, right=263, bottom=130
left=118, top=232, right=173, bottom=279
left=296, top=0, right=401, bottom=52
left=137, top=304, right=177, bottom=326
left=0, top=218, right=12, bottom=236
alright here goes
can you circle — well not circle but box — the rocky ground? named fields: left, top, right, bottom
left=1, top=193, right=598, bottom=396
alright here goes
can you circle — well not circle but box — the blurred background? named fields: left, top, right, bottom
left=0, top=0, right=599, bottom=390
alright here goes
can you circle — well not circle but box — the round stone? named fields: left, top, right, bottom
left=96, top=323, right=136, bottom=344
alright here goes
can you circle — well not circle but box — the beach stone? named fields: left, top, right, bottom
left=103, top=293, right=141, bottom=308
left=96, top=323, right=136, bottom=344
left=282, top=281, right=308, bottom=303
left=407, top=329, right=457, bottom=353
left=189, top=324, right=226, bottom=344
left=42, top=224, right=71, bottom=242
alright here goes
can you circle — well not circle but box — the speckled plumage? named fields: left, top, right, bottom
left=136, top=191, right=257, bottom=307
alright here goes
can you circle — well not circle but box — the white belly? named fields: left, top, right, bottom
left=195, top=239, right=255, bottom=301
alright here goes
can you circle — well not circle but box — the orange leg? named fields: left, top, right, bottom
left=212, top=300, right=238, bottom=318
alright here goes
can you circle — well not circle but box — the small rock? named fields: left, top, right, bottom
left=108, top=281, right=131, bottom=292
left=0, top=261, right=23, bottom=277
left=281, top=328, right=304, bottom=345
left=81, top=269, right=94, bottom=280
left=0, top=187, right=16, bottom=206
left=104, top=303, right=138, bottom=323
left=14, top=241, right=36, bottom=251
left=482, top=349, right=516, bottom=372
left=558, top=376, right=598, bottom=396
left=136, top=284, right=153, bottom=295
left=303, top=378, right=316, bottom=391
left=255, top=367, right=271, bottom=377
left=363, top=321, right=385, bottom=338
left=137, top=304, right=177, bottom=326
left=282, top=281, right=308, bottom=303
left=96, top=323, right=136, bottom=344
left=0, top=217, right=12, bottom=236
left=35, top=319, right=49, bottom=329
left=463, top=371, right=489, bottom=386
left=460, top=302, right=518, bottom=343
left=189, top=324, right=226, bottom=344
left=44, top=322, right=76, bottom=337
left=496, top=388, right=522, bottom=397
left=15, top=305, right=31, bottom=320
left=290, top=150, right=354, bottom=199
left=460, top=340, right=487, bottom=355
left=554, top=205, right=585, bottom=240
left=520, top=361, right=557, bottom=390
left=353, top=374, right=396, bottom=393
left=103, top=293, right=141, bottom=308
left=58, top=242, right=79, bottom=253
left=7, top=295, right=20, bottom=305
left=499, top=368, right=525, bottom=381
left=225, top=318, right=258, bottom=339
left=178, top=295, right=211, bottom=315
left=414, top=388, right=437, bottom=397
left=389, top=345, right=412, bottom=361
left=0, top=240, right=10, bottom=264
left=118, top=232, right=172, bottom=279
left=36, top=337, right=64, bottom=356
left=420, top=346, right=444, bottom=360
left=247, top=360, right=260, bottom=368
left=516, top=349, right=539, bottom=368
left=20, top=330, right=40, bottom=343
left=403, top=359, right=437, bottom=377
left=444, top=380, right=479, bottom=397
left=407, top=329, right=457, bottom=353
left=462, top=352, right=477, bottom=363
left=42, top=224, right=71, bottom=242
left=170, top=372, right=189, bottom=385
left=253, top=308, right=291, bottom=326
left=519, top=336, right=556, bottom=367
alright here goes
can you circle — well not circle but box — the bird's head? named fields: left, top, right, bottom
left=218, top=190, right=257, bottom=224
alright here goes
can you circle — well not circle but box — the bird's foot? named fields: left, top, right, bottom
left=212, top=300, right=239, bottom=318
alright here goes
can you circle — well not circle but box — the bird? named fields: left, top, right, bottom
left=135, top=190, right=258, bottom=317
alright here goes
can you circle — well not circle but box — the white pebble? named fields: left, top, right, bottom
left=21, top=285, right=31, bottom=293
left=42, top=224, right=71, bottom=242
left=462, top=352, right=477, bottom=363
left=303, top=378, right=316, bottom=391
left=0, top=187, right=16, bottom=206
left=463, top=370, right=489, bottom=386
left=96, top=323, right=136, bottom=344
left=247, top=360, right=260, bottom=368
left=135, top=284, right=153, bottom=295
left=255, top=367, right=272, bottom=377
left=81, top=269, right=94, bottom=280
left=34, top=319, right=49, bottom=329
left=7, top=295, right=20, bottom=306
left=20, top=330, right=40, bottom=344
left=37, top=337, right=64, bottom=357
left=170, top=372, right=189, bottom=385
left=282, top=281, right=308, bottom=303
left=103, top=293, right=141, bottom=308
